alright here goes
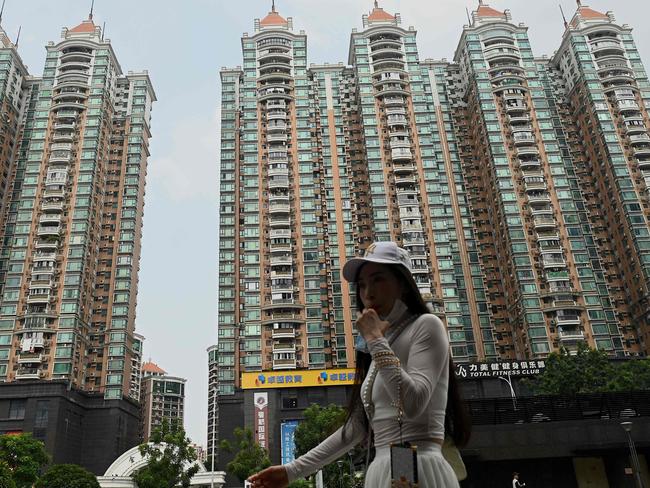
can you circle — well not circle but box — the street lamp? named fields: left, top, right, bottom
left=210, top=386, right=218, bottom=488
left=621, top=421, right=644, bottom=488
left=498, top=373, right=517, bottom=410
left=337, top=459, right=344, bottom=488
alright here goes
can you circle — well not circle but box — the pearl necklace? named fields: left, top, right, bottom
left=361, top=313, right=417, bottom=419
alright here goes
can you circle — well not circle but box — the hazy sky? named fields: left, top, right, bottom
left=6, top=0, right=650, bottom=449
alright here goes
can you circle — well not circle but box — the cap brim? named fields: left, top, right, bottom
left=342, top=256, right=411, bottom=282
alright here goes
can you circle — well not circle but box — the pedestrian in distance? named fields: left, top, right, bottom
left=248, top=241, right=471, bottom=487
left=512, top=472, right=526, bottom=488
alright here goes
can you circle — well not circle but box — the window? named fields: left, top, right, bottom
left=34, top=401, right=49, bottom=428
left=9, top=399, right=26, bottom=419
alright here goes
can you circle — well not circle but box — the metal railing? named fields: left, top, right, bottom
left=467, top=391, right=650, bottom=426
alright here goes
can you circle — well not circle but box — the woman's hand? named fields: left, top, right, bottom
left=247, top=465, right=289, bottom=488
left=356, top=308, right=390, bottom=341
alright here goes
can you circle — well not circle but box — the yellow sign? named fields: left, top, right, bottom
left=241, top=368, right=356, bottom=389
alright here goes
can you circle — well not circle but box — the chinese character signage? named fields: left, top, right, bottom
left=280, top=420, right=300, bottom=465
left=455, top=360, right=546, bottom=380
left=241, top=368, right=356, bottom=389
left=253, top=392, right=269, bottom=450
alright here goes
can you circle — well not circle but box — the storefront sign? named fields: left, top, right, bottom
left=280, top=420, right=300, bottom=465
left=455, top=360, right=546, bottom=380
left=253, top=392, right=269, bottom=449
left=242, top=368, right=356, bottom=389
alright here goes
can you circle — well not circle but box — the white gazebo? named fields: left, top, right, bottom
left=97, top=443, right=226, bottom=487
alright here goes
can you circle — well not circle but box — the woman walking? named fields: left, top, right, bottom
left=248, top=241, right=470, bottom=487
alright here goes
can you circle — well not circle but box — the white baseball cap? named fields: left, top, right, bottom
left=342, top=241, right=413, bottom=282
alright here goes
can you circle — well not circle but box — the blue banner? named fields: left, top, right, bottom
left=280, top=420, right=300, bottom=465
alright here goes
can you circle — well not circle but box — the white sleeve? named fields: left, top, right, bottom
left=283, top=409, right=367, bottom=482
left=367, top=314, right=449, bottom=418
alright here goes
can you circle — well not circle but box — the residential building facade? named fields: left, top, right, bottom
left=0, top=14, right=155, bottom=401
left=140, top=361, right=186, bottom=442
left=211, top=2, right=650, bottom=477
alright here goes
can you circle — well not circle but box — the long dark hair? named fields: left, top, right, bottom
left=344, top=263, right=472, bottom=448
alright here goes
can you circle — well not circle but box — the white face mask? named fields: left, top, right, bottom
left=379, top=298, right=408, bottom=322
left=355, top=299, right=409, bottom=353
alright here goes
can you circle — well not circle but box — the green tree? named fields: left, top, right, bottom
left=293, top=404, right=363, bottom=488
left=132, top=420, right=199, bottom=488
left=0, top=434, right=49, bottom=488
left=0, top=461, right=16, bottom=488
left=528, top=344, right=650, bottom=395
left=36, top=464, right=99, bottom=488
left=219, top=427, right=271, bottom=482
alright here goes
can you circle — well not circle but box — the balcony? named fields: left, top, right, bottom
left=542, top=257, right=566, bottom=268
left=39, top=214, right=61, bottom=225
left=524, top=179, right=546, bottom=191
left=484, top=48, right=520, bottom=62
left=272, top=341, right=296, bottom=353
left=556, top=312, right=581, bottom=325
left=52, top=132, right=74, bottom=142
left=394, top=174, right=416, bottom=186
left=391, top=148, right=412, bottom=160
left=546, top=269, right=570, bottom=281
left=514, top=133, right=536, bottom=145
left=269, top=255, right=292, bottom=266
left=51, top=143, right=72, bottom=151
left=390, top=139, right=410, bottom=150
left=532, top=214, right=555, bottom=229
left=618, top=100, right=639, bottom=112
left=42, top=201, right=64, bottom=211
left=269, top=229, right=291, bottom=239
left=401, top=222, right=423, bottom=232
left=272, top=358, right=296, bottom=370
left=270, top=242, right=291, bottom=253
left=383, top=97, right=405, bottom=106
left=267, top=133, right=288, bottom=143
left=505, top=103, right=527, bottom=114
left=55, top=110, right=79, bottom=119
left=519, top=159, right=541, bottom=170
left=517, top=146, right=539, bottom=156
left=266, top=100, right=287, bottom=109
left=386, top=106, right=406, bottom=115
left=45, top=177, right=67, bottom=186
left=629, top=134, right=650, bottom=144
left=267, top=122, right=287, bottom=132
left=269, top=203, right=290, bottom=214
left=270, top=269, right=293, bottom=279
left=34, top=251, right=57, bottom=261
left=624, top=121, right=646, bottom=135
left=26, top=294, right=50, bottom=305
left=272, top=328, right=295, bottom=339
left=267, top=111, right=287, bottom=121
left=15, top=369, right=43, bottom=380
left=269, top=216, right=291, bottom=228
left=49, top=154, right=71, bottom=164
left=528, top=193, right=551, bottom=205
left=377, top=85, right=409, bottom=98
left=17, top=353, right=44, bottom=364
left=268, top=178, right=289, bottom=189
left=37, top=225, right=61, bottom=237
left=511, top=123, right=533, bottom=132
left=637, top=159, right=650, bottom=169
left=548, top=282, right=573, bottom=294
left=35, top=240, right=58, bottom=250
left=558, top=328, right=584, bottom=342
left=633, top=147, right=650, bottom=158
left=393, top=163, right=416, bottom=174
left=591, top=41, right=624, bottom=54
